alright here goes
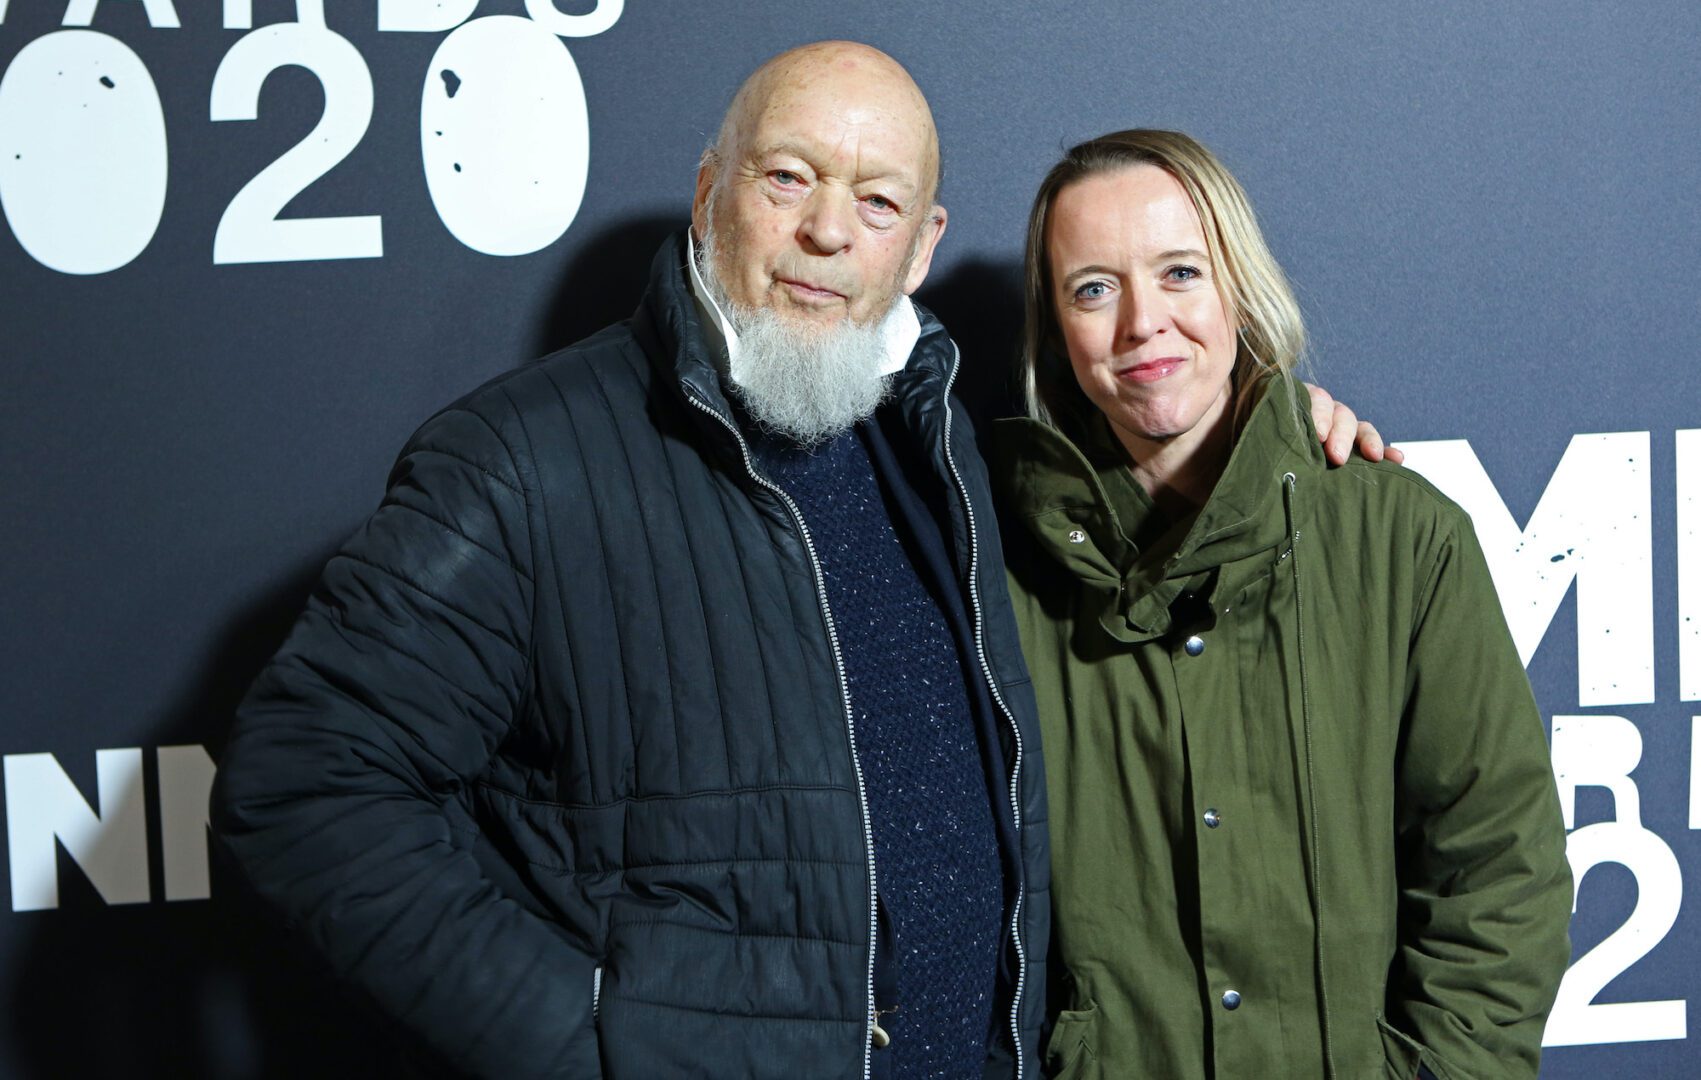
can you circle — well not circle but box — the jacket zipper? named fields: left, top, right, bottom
left=682, top=390, right=881, bottom=1080
left=938, top=343, right=1028, bottom=1080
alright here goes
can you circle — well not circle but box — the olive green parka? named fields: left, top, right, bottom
left=995, top=377, right=1572, bottom=1080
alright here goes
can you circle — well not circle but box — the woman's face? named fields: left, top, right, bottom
left=1047, top=164, right=1237, bottom=451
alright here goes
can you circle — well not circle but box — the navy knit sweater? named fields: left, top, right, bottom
left=749, top=417, right=1005, bottom=1080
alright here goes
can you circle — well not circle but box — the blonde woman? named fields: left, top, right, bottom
left=994, top=130, right=1572, bottom=1079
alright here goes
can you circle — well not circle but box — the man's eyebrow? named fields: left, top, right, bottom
left=753, top=140, right=816, bottom=163
left=864, top=173, right=919, bottom=193
left=753, top=141, right=919, bottom=194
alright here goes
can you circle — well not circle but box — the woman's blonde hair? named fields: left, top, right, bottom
left=1020, top=129, right=1306, bottom=433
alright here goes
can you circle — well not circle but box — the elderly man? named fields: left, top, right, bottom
left=213, top=41, right=1386, bottom=1080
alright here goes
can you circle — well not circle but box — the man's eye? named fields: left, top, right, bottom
left=771, top=170, right=802, bottom=186
left=864, top=194, right=897, bottom=212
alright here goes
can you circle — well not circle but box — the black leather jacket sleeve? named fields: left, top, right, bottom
left=212, top=402, right=603, bottom=1078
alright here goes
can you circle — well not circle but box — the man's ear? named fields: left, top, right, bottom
left=902, top=204, right=949, bottom=295
left=691, top=161, right=717, bottom=242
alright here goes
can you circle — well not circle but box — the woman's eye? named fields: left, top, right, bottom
left=1074, top=281, right=1110, bottom=301
left=1166, top=264, right=1203, bottom=283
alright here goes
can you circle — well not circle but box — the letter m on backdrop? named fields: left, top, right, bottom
left=1402, top=432, right=1653, bottom=707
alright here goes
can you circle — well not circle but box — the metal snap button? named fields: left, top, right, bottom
left=1203, top=808, right=1221, bottom=829
left=1221, top=989, right=1242, bottom=1011
left=1067, top=528, right=1086, bottom=544
left=1184, top=635, right=1205, bottom=657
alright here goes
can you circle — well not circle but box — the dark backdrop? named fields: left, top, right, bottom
left=2, top=1, right=1696, bottom=1075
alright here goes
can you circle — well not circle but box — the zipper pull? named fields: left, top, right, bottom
left=871, top=1005, right=898, bottom=1048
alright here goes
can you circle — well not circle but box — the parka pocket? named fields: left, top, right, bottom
left=1044, top=1001, right=1098, bottom=1079
left=1375, top=1014, right=1425, bottom=1079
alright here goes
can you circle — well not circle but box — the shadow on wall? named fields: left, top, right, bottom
left=915, top=257, right=1026, bottom=423
left=529, top=212, right=687, bottom=358
left=2, top=553, right=451, bottom=1079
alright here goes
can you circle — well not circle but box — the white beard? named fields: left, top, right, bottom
left=696, top=227, right=897, bottom=449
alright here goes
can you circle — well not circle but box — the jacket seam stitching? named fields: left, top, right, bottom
left=609, top=917, right=862, bottom=946
left=382, top=501, right=536, bottom=585
left=281, top=645, right=463, bottom=784
left=408, top=442, right=525, bottom=497
left=600, top=995, right=861, bottom=1024
left=657, top=405, right=747, bottom=789
left=488, top=384, right=545, bottom=786
left=302, top=616, right=514, bottom=756
left=717, top=479, right=790, bottom=780
left=549, top=856, right=864, bottom=874
left=541, top=370, right=617, bottom=797
left=664, top=355, right=793, bottom=783
left=1410, top=517, right=1459, bottom=647
left=582, top=356, right=688, bottom=793
left=472, top=779, right=854, bottom=809
left=330, top=552, right=526, bottom=657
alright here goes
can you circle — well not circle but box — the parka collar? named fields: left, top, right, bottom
left=994, top=375, right=1325, bottom=643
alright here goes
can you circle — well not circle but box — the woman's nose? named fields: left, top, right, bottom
left=1121, top=284, right=1167, bottom=341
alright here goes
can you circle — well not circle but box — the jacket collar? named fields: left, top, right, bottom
left=994, top=375, right=1324, bottom=642
left=632, top=232, right=730, bottom=426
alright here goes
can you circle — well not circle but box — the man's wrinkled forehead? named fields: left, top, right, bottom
left=747, top=122, right=927, bottom=206
left=723, top=42, right=940, bottom=202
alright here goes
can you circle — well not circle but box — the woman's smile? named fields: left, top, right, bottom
left=1116, top=355, right=1189, bottom=383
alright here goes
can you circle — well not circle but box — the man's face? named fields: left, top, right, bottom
left=693, top=59, right=945, bottom=331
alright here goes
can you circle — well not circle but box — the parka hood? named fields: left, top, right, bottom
left=993, top=375, right=1325, bottom=643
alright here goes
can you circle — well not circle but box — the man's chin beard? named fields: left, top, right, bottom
left=696, top=234, right=898, bottom=449
left=727, top=308, right=894, bottom=449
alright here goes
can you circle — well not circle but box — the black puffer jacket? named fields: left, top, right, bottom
left=212, top=235, right=1049, bottom=1079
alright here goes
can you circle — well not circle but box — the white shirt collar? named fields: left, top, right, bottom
left=686, top=232, right=921, bottom=387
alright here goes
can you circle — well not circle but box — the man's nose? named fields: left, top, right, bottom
left=797, top=187, right=855, bottom=255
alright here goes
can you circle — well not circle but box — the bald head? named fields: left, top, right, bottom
left=708, top=41, right=941, bottom=207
